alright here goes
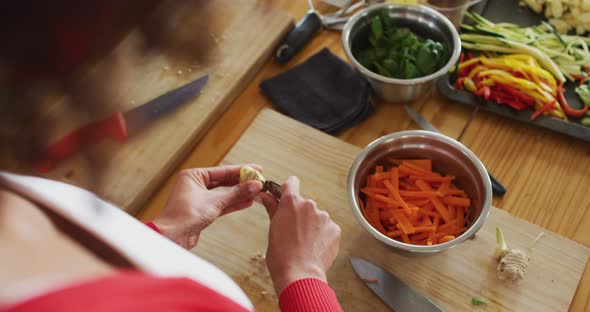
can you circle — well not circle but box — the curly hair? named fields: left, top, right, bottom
left=0, top=0, right=213, bottom=188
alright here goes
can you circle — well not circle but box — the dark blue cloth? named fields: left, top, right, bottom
left=260, top=48, right=374, bottom=135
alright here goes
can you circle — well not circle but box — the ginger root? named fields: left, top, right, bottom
left=239, top=166, right=265, bottom=184
left=239, top=165, right=282, bottom=199
left=494, top=226, right=544, bottom=283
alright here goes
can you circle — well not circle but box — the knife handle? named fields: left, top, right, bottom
left=488, top=171, right=506, bottom=196
left=274, top=10, right=322, bottom=64
left=34, top=112, right=128, bottom=173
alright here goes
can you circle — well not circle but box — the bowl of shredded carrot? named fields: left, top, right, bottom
left=347, top=130, right=492, bottom=255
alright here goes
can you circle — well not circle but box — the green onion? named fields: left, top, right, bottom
left=472, top=297, right=488, bottom=305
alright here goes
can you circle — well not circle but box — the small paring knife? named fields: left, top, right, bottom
left=263, top=181, right=282, bottom=199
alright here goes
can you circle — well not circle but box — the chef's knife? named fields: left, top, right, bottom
left=404, top=104, right=506, bottom=196
left=350, top=257, right=444, bottom=312
left=34, top=74, right=209, bottom=172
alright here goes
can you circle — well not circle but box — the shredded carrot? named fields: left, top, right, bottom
left=399, top=165, right=429, bottom=177
left=418, top=208, right=439, bottom=218
left=448, top=205, right=456, bottom=220
left=391, top=167, right=399, bottom=191
left=402, top=162, right=440, bottom=178
left=435, top=227, right=466, bottom=239
left=428, top=215, right=441, bottom=245
left=401, top=159, right=432, bottom=171
left=405, top=199, right=430, bottom=206
left=442, top=196, right=471, bottom=207
left=362, top=187, right=389, bottom=194
left=438, top=220, right=458, bottom=232
left=409, top=175, right=455, bottom=182
left=399, top=191, right=441, bottom=198
left=384, top=180, right=412, bottom=215
left=401, top=232, right=411, bottom=243
left=374, top=194, right=402, bottom=207
left=359, top=159, right=471, bottom=246
left=400, top=181, right=420, bottom=191
left=374, top=172, right=390, bottom=180
left=439, top=235, right=456, bottom=243
left=392, top=210, right=416, bottom=234
left=380, top=209, right=394, bottom=221
left=438, top=181, right=450, bottom=195
left=412, top=231, right=434, bottom=241
left=420, top=217, right=433, bottom=226
left=387, top=230, right=403, bottom=238
left=412, top=226, right=436, bottom=233
left=422, top=203, right=435, bottom=211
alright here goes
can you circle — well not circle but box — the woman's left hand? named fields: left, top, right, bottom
left=152, top=164, right=263, bottom=249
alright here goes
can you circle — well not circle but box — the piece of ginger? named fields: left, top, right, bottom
left=239, top=166, right=265, bottom=184
left=494, top=226, right=544, bottom=283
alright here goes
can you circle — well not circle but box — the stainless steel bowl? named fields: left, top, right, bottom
left=347, top=131, right=492, bottom=256
left=342, top=4, right=461, bottom=102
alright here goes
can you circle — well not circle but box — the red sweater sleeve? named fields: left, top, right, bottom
left=144, top=222, right=342, bottom=311
left=279, top=278, right=343, bottom=312
left=144, top=221, right=162, bottom=234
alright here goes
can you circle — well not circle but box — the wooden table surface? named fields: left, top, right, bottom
left=138, top=1, right=590, bottom=310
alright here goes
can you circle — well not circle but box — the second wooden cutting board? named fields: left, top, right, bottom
left=193, top=108, right=589, bottom=311
left=6, top=0, right=292, bottom=215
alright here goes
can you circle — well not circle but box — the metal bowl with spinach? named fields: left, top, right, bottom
left=342, top=5, right=461, bottom=102
left=353, top=10, right=451, bottom=80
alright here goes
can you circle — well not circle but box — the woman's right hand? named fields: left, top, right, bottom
left=259, top=176, right=341, bottom=295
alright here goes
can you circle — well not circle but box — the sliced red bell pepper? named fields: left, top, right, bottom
left=475, top=86, right=491, bottom=100
left=493, top=83, right=535, bottom=106
left=490, top=94, right=528, bottom=110
left=557, top=84, right=588, bottom=117
left=510, top=71, right=526, bottom=79
left=571, top=74, right=586, bottom=80
left=459, top=51, right=465, bottom=64
left=580, top=76, right=587, bottom=86
left=530, top=100, right=556, bottom=121
left=459, top=64, right=475, bottom=78
left=455, top=77, right=465, bottom=90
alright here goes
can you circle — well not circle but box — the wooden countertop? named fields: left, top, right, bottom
left=138, top=1, right=590, bottom=310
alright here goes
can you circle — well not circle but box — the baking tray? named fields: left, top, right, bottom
left=437, top=0, right=590, bottom=142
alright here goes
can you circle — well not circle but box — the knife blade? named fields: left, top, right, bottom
left=403, top=104, right=506, bottom=196
left=263, top=180, right=282, bottom=199
left=34, top=74, right=209, bottom=172
left=350, top=257, right=444, bottom=312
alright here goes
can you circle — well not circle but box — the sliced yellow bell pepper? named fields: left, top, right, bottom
left=458, top=57, right=484, bottom=70
left=463, top=77, right=477, bottom=92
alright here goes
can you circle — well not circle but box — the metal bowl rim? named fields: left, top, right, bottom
left=341, top=3, right=462, bottom=86
left=347, top=130, right=492, bottom=253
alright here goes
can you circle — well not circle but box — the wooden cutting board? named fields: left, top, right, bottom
left=193, top=108, right=590, bottom=311
left=6, top=0, right=291, bottom=215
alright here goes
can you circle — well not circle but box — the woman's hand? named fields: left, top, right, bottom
left=260, top=176, right=341, bottom=295
left=153, top=164, right=263, bottom=250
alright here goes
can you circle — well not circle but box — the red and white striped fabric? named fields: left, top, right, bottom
left=0, top=172, right=342, bottom=312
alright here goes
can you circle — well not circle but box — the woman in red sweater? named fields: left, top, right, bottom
left=0, top=1, right=343, bottom=311
left=0, top=165, right=343, bottom=311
